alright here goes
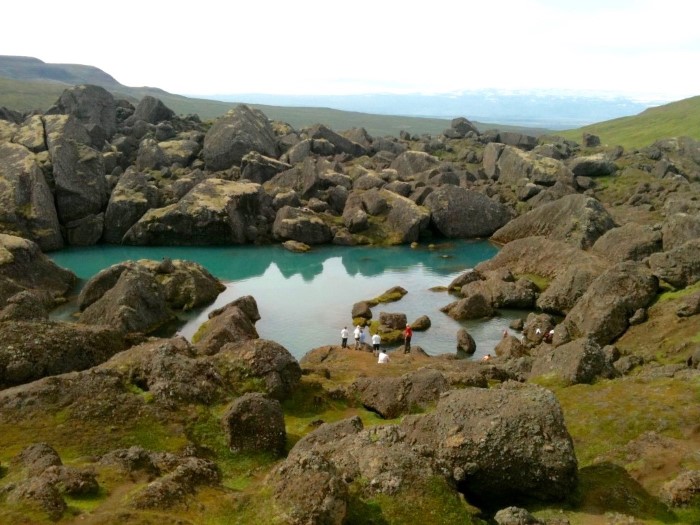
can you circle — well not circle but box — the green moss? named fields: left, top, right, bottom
left=191, top=320, right=210, bottom=344
left=516, top=273, right=550, bottom=292
left=572, top=463, right=676, bottom=522
left=64, top=487, right=108, bottom=513
left=554, top=377, right=700, bottom=467
left=656, top=281, right=700, bottom=303
left=346, top=476, right=484, bottom=524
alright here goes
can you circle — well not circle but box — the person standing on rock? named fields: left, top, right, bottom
left=353, top=325, right=361, bottom=350
left=341, top=326, right=349, bottom=348
left=372, top=332, right=381, bottom=355
left=403, top=324, right=413, bottom=354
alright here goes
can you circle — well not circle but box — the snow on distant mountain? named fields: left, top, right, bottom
left=201, top=90, right=660, bottom=130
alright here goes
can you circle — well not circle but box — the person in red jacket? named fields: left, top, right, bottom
left=403, top=324, right=413, bottom=354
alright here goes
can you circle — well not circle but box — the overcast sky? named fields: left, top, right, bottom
left=3, top=0, right=698, bottom=101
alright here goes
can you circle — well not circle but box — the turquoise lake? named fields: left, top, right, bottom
left=49, top=241, right=521, bottom=360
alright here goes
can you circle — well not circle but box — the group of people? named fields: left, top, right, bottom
left=340, top=323, right=413, bottom=364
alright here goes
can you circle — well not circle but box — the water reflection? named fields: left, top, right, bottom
left=49, top=240, right=520, bottom=359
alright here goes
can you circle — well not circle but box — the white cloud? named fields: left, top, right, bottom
left=1, top=0, right=698, bottom=101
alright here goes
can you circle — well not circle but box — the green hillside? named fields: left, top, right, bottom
left=559, top=95, right=700, bottom=149
left=0, top=55, right=550, bottom=138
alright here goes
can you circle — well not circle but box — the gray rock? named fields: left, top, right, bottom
left=443, top=292, right=494, bottom=320
left=677, top=291, right=700, bottom=317
left=46, top=84, right=117, bottom=144
left=557, top=261, right=658, bottom=346
left=568, top=153, right=617, bottom=177
left=203, top=105, right=277, bottom=171
left=124, top=179, right=268, bottom=245
left=457, top=328, right=476, bottom=355
left=648, top=239, right=700, bottom=289
left=662, top=213, right=700, bottom=251
left=129, top=95, right=175, bottom=125
left=194, top=296, right=260, bottom=356
left=241, top=151, right=290, bottom=184
left=401, top=383, right=578, bottom=504
left=424, top=185, right=512, bottom=238
left=494, top=506, right=543, bottom=525
left=591, top=222, right=663, bottom=263
left=530, top=338, right=615, bottom=384
left=492, top=194, right=615, bottom=249
left=102, top=168, right=159, bottom=243
left=390, top=150, right=440, bottom=178
left=213, top=339, right=302, bottom=400
left=349, top=369, right=449, bottom=418
left=0, top=143, right=63, bottom=251
left=0, top=234, right=76, bottom=307
left=272, top=205, right=333, bottom=245
left=222, top=393, right=286, bottom=455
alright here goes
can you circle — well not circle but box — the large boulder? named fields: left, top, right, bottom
left=556, top=261, right=659, bottom=346
left=272, top=205, right=332, bottom=245
left=400, top=383, right=578, bottom=504
left=102, top=168, right=159, bottom=243
left=0, top=320, right=126, bottom=388
left=46, top=84, right=117, bottom=145
left=442, top=292, right=494, bottom=320
left=269, top=450, right=348, bottom=525
left=79, top=264, right=174, bottom=334
left=390, top=150, right=440, bottom=178
left=491, top=194, right=615, bottom=249
left=424, top=185, right=513, bottom=238
left=591, top=222, right=663, bottom=263
left=212, top=339, right=302, bottom=400
left=124, top=179, right=269, bottom=245
left=129, top=95, right=175, bottom=125
left=241, top=151, right=291, bottom=184
left=349, top=368, right=449, bottom=418
left=662, top=213, right=700, bottom=251
left=647, top=239, right=700, bottom=289
left=489, top=145, right=574, bottom=186
left=307, top=124, right=367, bottom=157
left=203, top=105, right=277, bottom=171
left=0, top=142, right=63, bottom=251
left=567, top=153, right=617, bottom=177
left=194, top=296, right=261, bottom=355
left=529, top=338, right=615, bottom=384
left=0, top=234, right=76, bottom=307
left=50, top=136, right=108, bottom=230
left=536, top=262, right=606, bottom=315
left=221, top=393, right=286, bottom=455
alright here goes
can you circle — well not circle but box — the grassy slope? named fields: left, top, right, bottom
left=0, top=76, right=547, bottom=138
left=559, top=95, right=700, bottom=149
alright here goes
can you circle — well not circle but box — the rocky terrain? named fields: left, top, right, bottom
left=0, top=86, right=699, bottom=524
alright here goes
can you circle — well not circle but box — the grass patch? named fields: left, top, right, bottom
left=346, top=476, right=485, bottom=524
left=656, top=281, right=700, bottom=303
left=516, top=273, right=550, bottom=292
left=554, top=377, right=700, bottom=467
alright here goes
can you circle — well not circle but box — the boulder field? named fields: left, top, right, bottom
left=0, top=87, right=700, bottom=523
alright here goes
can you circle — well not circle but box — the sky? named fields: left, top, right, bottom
left=3, top=0, right=699, bottom=102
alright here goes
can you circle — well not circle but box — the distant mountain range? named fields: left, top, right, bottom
left=1, top=55, right=697, bottom=148
left=207, top=91, right=655, bottom=130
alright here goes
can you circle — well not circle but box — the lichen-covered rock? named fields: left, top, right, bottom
left=269, top=450, right=348, bottom=525
left=492, top=194, right=615, bottom=249
left=0, top=290, right=50, bottom=321
left=124, top=179, right=269, bottom=245
left=648, top=239, right=700, bottom=289
left=194, top=296, right=260, bottom=355
left=529, top=338, right=616, bottom=384
left=0, top=142, right=63, bottom=251
left=128, top=95, right=175, bottom=125
left=567, top=153, right=617, bottom=177
left=203, top=104, right=277, bottom=171
left=660, top=470, right=700, bottom=507
left=221, top=393, right=286, bottom=455
left=556, top=261, right=659, bottom=345
left=79, top=264, right=174, bottom=334
left=591, top=222, right=663, bottom=263
left=424, top=185, right=512, bottom=238
left=0, top=320, right=126, bottom=388
left=46, top=84, right=117, bottom=145
left=349, top=368, right=448, bottom=418
left=213, top=339, right=302, bottom=400
left=272, top=205, right=333, bottom=245
left=400, top=383, right=578, bottom=505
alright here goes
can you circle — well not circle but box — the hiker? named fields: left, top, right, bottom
left=372, top=332, right=381, bottom=355
left=360, top=325, right=367, bottom=347
left=340, top=326, right=349, bottom=348
left=403, top=324, right=413, bottom=354
left=377, top=350, right=390, bottom=364
left=353, top=325, right=361, bottom=349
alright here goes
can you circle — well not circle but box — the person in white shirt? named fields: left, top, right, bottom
left=340, top=326, right=349, bottom=348
left=353, top=325, right=361, bottom=349
left=377, top=350, right=390, bottom=364
left=371, top=333, right=381, bottom=355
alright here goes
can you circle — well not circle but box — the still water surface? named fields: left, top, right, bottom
left=50, top=241, right=522, bottom=359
